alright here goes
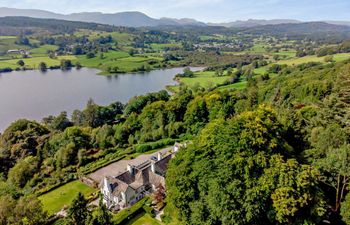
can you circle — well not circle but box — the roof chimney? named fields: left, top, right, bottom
left=103, top=177, right=111, bottom=192
left=157, top=152, right=163, bottom=161
left=127, top=164, right=134, bottom=175
left=151, top=162, right=156, bottom=173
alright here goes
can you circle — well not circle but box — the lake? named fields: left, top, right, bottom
left=0, top=67, right=199, bottom=131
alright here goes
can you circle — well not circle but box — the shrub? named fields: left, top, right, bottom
left=0, top=67, right=13, bottom=73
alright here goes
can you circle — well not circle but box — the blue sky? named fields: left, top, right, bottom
left=0, top=0, right=349, bottom=22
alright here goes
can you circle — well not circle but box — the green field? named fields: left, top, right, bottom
left=254, top=66, right=268, bottom=75
left=0, top=55, right=77, bottom=69
left=249, top=43, right=269, bottom=54
left=150, top=43, right=181, bottom=51
left=76, top=51, right=130, bottom=67
left=0, top=37, right=30, bottom=55
left=125, top=212, right=163, bottom=225
left=272, top=50, right=296, bottom=58
left=0, top=36, right=16, bottom=40
left=277, top=53, right=350, bottom=65
left=74, top=29, right=133, bottom=46
left=217, top=81, right=247, bottom=91
left=30, top=45, right=59, bottom=56
left=38, top=180, right=95, bottom=215
left=199, top=35, right=226, bottom=41
left=178, top=70, right=233, bottom=89
left=77, top=51, right=163, bottom=74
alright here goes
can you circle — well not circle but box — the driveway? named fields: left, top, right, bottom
left=88, top=146, right=173, bottom=184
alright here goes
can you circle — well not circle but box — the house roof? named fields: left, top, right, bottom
left=104, top=176, right=131, bottom=196
left=154, top=154, right=172, bottom=175
left=148, top=171, right=165, bottom=187
left=116, top=171, right=135, bottom=184
left=103, top=152, right=173, bottom=197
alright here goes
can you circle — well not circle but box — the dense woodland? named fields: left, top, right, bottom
left=1, top=16, right=350, bottom=225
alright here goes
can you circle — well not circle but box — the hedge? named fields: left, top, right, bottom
left=113, top=197, right=150, bottom=224
left=134, top=138, right=178, bottom=153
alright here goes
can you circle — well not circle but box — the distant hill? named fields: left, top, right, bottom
left=0, top=7, right=63, bottom=19
left=239, top=22, right=350, bottom=41
left=0, top=7, right=205, bottom=27
left=208, top=19, right=301, bottom=27
left=0, top=7, right=349, bottom=28
left=0, top=16, right=125, bottom=36
left=324, top=20, right=350, bottom=27
left=243, top=22, right=350, bottom=34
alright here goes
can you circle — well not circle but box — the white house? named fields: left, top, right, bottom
left=7, top=49, right=30, bottom=55
left=101, top=152, right=171, bottom=211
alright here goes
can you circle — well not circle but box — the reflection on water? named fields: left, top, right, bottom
left=0, top=67, right=201, bottom=131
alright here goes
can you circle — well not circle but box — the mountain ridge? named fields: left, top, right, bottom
left=0, top=7, right=349, bottom=28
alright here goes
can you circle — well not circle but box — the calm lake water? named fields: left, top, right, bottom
left=0, top=67, right=199, bottom=131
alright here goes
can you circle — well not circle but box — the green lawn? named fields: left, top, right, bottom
left=38, top=180, right=95, bottom=215
left=125, top=212, right=163, bottom=225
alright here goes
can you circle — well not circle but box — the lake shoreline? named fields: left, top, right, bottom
left=0, top=67, right=202, bottom=132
